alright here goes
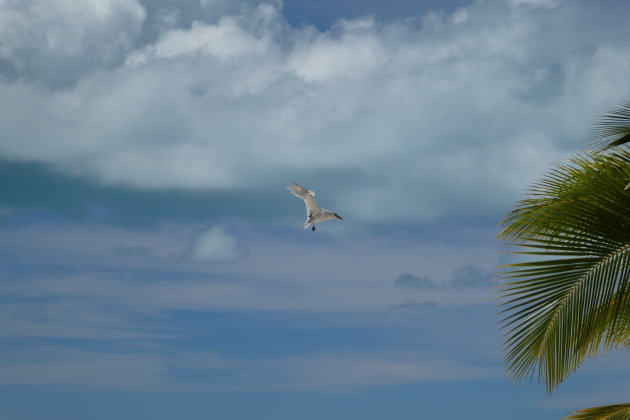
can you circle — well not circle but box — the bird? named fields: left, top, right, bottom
left=287, top=182, right=343, bottom=231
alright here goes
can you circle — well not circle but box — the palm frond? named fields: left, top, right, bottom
left=498, top=150, right=630, bottom=393
left=589, top=100, right=630, bottom=150
left=564, top=403, right=630, bottom=420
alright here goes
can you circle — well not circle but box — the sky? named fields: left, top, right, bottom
left=1, top=0, right=630, bottom=419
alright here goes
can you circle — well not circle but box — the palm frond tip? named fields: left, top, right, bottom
left=564, top=403, right=630, bottom=420
left=589, top=100, right=630, bottom=150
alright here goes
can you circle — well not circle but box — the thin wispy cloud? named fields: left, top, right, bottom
left=0, top=344, right=500, bottom=392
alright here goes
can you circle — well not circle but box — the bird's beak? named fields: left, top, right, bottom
left=336, top=215, right=343, bottom=220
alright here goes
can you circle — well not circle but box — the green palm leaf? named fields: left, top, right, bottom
left=564, top=403, right=630, bottom=420
left=590, top=100, right=630, bottom=149
left=498, top=150, right=630, bottom=392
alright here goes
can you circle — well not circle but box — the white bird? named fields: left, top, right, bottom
left=287, top=182, right=343, bottom=231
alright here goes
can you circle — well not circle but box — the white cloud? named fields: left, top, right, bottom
left=287, top=17, right=387, bottom=82
left=128, top=12, right=276, bottom=65
left=451, top=7, right=470, bottom=24
left=187, top=225, right=249, bottom=263
left=0, top=0, right=146, bottom=85
left=0, top=0, right=629, bottom=224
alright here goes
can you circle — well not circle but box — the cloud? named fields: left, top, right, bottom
left=394, top=273, right=438, bottom=290
left=394, top=265, right=495, bottom=291
left=450, top=265, right=495, bottom=288
left=0, top=0, right=146, bottom=86
left=509, top=0, right=561, bottom=8
left=393, top=299, right=439, bottom=310
left=0, top=216, right=500, bottom=392
left=244, top=353, right=500, bottom=392
left=0, top=346, right=167, bottom=390
left=127, top=6, right=280, bottom=66
left=112, top=244, right=154, bottom=258
left=0, top=159, right=295, bottom=228
left=0, top=344, right=499, bottom=392
left=1, top=1, right=629, bottom=225
left=199, top=0, right=282, bottom=20
left=287, top=16, right=387, bottom=83
left=186, top=225, right=249, bottom=263
left=0, top=218, right=500, bottom=316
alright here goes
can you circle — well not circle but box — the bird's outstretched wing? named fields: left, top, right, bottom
left=287, top=182, right=321, bottom=219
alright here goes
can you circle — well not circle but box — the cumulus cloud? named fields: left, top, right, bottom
left=287, top=17, right=387, bottom=82
left=186, top=225, right=249, bottom=263
left=0, top=0, right=146, bottom=86
left=0, top=0, right=629, bottom=225
left=127, top=6, right=280, bottom=66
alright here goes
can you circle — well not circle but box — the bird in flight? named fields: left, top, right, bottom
left=287, top=182, right=343, bottom=231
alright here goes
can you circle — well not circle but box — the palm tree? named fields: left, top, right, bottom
left=497, top=141, right=630, bottom=420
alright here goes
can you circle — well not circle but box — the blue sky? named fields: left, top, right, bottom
left=1, top=0, right=630, bottom=419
